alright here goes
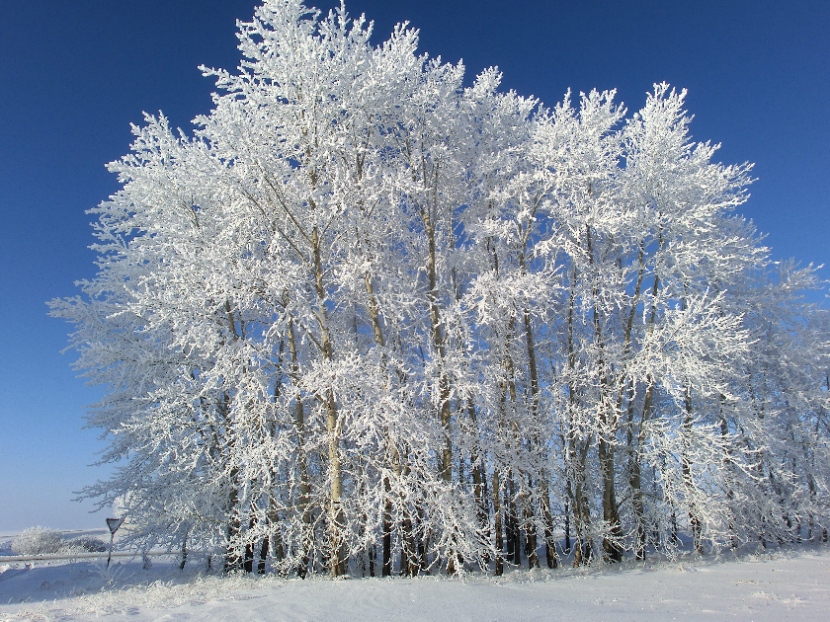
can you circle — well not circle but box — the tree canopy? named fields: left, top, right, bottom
left=51, top=0, right=830, bottom=577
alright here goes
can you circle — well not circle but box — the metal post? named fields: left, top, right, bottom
left=105, top=517, right=124, bottom=569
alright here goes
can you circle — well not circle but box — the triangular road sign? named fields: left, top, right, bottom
left=106, top=517, right=125, bottom=535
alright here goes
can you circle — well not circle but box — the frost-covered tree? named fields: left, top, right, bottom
left=52, top=0, right=830, bottom=576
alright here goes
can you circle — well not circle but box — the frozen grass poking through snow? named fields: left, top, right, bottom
left=2, top=545, right=830, bottom=621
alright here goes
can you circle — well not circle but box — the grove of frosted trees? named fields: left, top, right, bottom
left=51, top=0, right=830, bottom=577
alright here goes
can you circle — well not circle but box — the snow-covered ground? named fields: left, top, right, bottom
left=1, top=544, right=829, bottom=621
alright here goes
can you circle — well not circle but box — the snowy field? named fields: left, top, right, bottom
left=2, top=542, right=829, bottom=621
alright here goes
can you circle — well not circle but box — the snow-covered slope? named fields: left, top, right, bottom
left=2, top=546, right=829, bottom=621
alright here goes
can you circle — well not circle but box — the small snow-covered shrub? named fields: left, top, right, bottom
left=11, top=527, right=65, bottom=555
left=67, top=536, right=107, bottom=552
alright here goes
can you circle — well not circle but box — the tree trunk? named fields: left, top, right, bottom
left=520, top=301, right=544, bottom=570
left=683, top=385, right=703, bottom=554
left=225, top=471, right=242, bottom=573
left=243, top=515, right=256, bottom=573
left=179, top=531, right=188, bottom=571
left=629, top=456, right=646, bottom=560
left=493, top=469, right=504, bottom=576
left=523, top=489, right=539, bottom=569
left=257, top=536, right=269, bottom=575
left=506, top=474, right=521, bottom=566
left=382, top=477, right=393, bottom=576
left=402, top=511, right=420, bottom=576
left=468, top=399, right=489, bottom=541
left=540, top=479, right=558, bottom=568
left=564, top=499, right=571, bottom=555
left=326, top=393, right=347, bottom=576
left=309, top=225, right=347, bottom=577
left=569, top=439, right=593, bottom=566
left=288, top=320, right=313, bottom=578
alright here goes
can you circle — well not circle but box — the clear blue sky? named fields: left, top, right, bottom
left=1, top=0, right=827, bottom=533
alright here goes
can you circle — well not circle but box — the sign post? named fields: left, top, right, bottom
left=105, top=517, right=124, bottom=568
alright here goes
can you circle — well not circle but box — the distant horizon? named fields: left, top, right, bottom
left=0, top=526, right=109, bottom=540
left=0, top=510, right=114, bottom=536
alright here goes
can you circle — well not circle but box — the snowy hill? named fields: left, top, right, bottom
left=2, top=546, right=829, bottom=621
